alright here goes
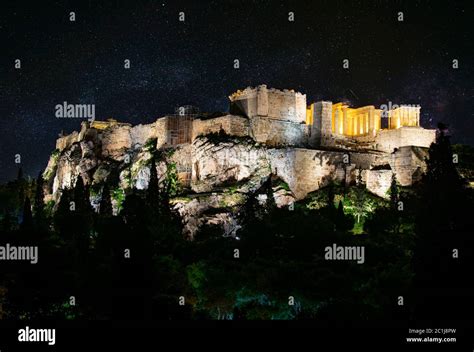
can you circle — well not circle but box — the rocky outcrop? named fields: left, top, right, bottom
left=190, top=137, right=270, bottom=193
left=43, top=120, right=431, bottom=236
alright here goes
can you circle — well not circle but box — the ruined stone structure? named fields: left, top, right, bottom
left=48, top=84, right=436, bottom=207
left=229, top=85, right=307, bottom=123
left=306, top=100, right=430, bottom=152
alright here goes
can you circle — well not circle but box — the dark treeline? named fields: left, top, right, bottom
left=0, top=124, right=473, bottom=320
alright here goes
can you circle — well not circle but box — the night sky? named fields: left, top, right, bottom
left=1, top=0, right=472, bottom=182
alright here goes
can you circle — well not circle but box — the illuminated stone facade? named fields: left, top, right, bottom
left=229, top=84, right=307, bottom=123
left=50, top=85, right=436, bottom=201
left=388, top=106, right=421, bottom=129
left=306, top=100, right=432, bottom=152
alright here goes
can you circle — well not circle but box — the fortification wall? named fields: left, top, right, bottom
left=229, top=85, right=306, bottom=123
left=266, top=89, right=306, bottom=123
left=312, top=101, right=333, bottom=146
left=250, top=116, right=308, bottom=147
left=389, top=146, right=429, bottom=186
left=269, top=149, right=349, bottom=199
left=191, top=115, right=249, bottom=140
left=155, top=117, right=168, bottom=148
left=349, top=151, right=389, bottom=169
left=295, top=94, right=307, bottom=124
left=229, top=87, right=258, bottom=118
left=268, top=147, right=395, bottom=199
left=129, top=120, right=160, bottom=149
left=100, top=125, right=132, bottom=160
left=375, top=127, right=435, bottom=153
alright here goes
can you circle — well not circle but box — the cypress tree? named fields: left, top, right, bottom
left=21, top=196, right=33, bottom=229
left=99, top=183, right=113, bottom=217
left=147, top=157, right=160, bottom=211
left=389, top=173, right=398, bottom=209
left=33, top=171, right=45, bottom=221
left=264, top=175, right=276, bottom=211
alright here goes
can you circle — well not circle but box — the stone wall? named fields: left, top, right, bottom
left=311, top=101, right=333, bottom=146
left=99, top=125, right=133, bottom=160
left=155, top=117, right=168, bottom=148
left=94, top=118, right=169, bottom=158
left=130, top=121, right=160, bottom=149
left=267, top=148, right=393, bottom=199
left=250, top=116, right=309, bottom=147
left=266, top=89, right=306, bottom=123
left=389, top=146, right=429, bottom=186
left=191, top=115, right=249, bottom=140
left=229, top=85, right=306, bottom=123
left=229, top=87, right=258, bottom=117
left=349, top=151, right=389, bottom=169
left=375, top=127, right=435, bottom=153
left=268, top=149, right=348, bottom=199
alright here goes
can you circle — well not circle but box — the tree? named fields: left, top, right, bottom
left=54, top=188, right=73, bottom=238
left=389, top=173, right=398, bottom=209
left=347, top=169, right=374, bottom=224
left=99, top=183, right=113, bottom=217
left=71, top=175, right=93, bottom=258
left=73, top=176, right=87, bottom=211
left=33, top=172, right=45, bottom=222
left=1, top=211, right=15, bottom=232
left=20, top=196, right=33, bottom=230
left=147, top=157, right=160, bottom=212
left=264, top=175, right=276, bottom=211
left=413, top=123, right=474, bottom=320
left=164, top=162, right=180, bottom=198
left=17, top=167, right=25, bottom=205
left=335, top=200, right=353, bottom=231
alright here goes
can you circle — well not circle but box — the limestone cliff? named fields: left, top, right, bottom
left=44, top=124, right=295, bottom=238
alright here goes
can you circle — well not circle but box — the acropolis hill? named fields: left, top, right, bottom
left=44, top=85, right=436, bottom=236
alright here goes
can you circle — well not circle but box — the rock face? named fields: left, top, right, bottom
left=190, top=137, right=270, bottom=193
left=43, top=118, right=431, bottom=238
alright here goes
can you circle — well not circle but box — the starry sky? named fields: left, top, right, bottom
left=1, top=0, right=472, bottom=182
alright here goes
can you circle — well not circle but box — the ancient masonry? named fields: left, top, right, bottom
left=52, top=84, right=436, bottom=199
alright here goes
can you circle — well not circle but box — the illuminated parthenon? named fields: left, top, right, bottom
left=306, top=102, right=420, bottom=138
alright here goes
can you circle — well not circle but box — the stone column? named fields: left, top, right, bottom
left=369, top=109, right=373, bottom=134
left=343, top=108, right=348, bottom=135
left=362, top=114, right=365, bottom=134
left=365, top=112, right=369, bottom=135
